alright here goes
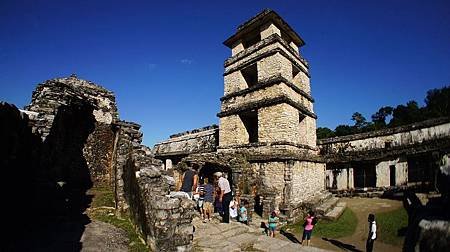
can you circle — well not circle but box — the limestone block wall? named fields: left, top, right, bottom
left=221, top=81, right=313, bottom=113
left=291, top=161, right=325, bottom=204
left=219, top=115, right=249, bottom=146
left=258, top=103, right=299, bottom=143
left=258, top=53, right=291, bottom=81
left=375, top=161, right=391, bottom=187
left=153, top=126, right=218, bottom=157
left=376, top=158, right=408, bottom=187
left=325, top=168, right=350, bottom=190
left=25, top=75, right=119, bottom=184
left=224, top=71, right=248, bottom=95
left=260, top=23, right=281, bottom=40
left=224, top=38, right=308, bottom=77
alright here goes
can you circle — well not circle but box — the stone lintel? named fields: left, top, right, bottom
left=220, top=74, right=314, bottom=103
left=217, top=95, right=317, bottom=119
left=224, top=33, right=308, bottom=69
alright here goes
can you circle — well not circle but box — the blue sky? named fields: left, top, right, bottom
left=1, top=0, right=449, bottom=147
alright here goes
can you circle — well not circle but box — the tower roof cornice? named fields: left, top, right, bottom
left=223, top=9, right=305, bottom=48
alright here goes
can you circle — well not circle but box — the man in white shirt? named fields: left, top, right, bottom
left=366, top=213, right=377, bottom=252
left=214, top=171, right=232, bottom=223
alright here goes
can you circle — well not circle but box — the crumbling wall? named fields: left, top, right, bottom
left=115, top=121, right=195, bottom=252
left=25, top=75, right=119, bottom=184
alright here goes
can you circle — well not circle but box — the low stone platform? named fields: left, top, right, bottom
left=193, top=217, right=330, bottom=251
left=315, top=196, right=346, bottom=221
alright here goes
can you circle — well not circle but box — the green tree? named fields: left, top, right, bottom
left=316, top=127, right=336, bottom=139
left=334, top=125, right=354, bottom=136
left=389, top=100, right=423, bottom=127
left=371, top=106, right=393, bottom=129
left=424, top=85, right=450, bottom=118
left=351, top=112, right=368, bottom=130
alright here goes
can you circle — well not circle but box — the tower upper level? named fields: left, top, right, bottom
left=224, top=9, right=307, bottom=62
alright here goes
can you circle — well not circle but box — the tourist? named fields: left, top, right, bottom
left=239, top=200, right=249, bottom=225
left=301, top=211, right=316, bottom=246
left=214, top=171, right=232, bottom=223
left=366, top=213, right=377, bottom=252
left=229, top=195, right=238, bottom=221
left=268, top=211, right=279, bottom=237
left=196, top=179, right=205, bottom=218
left=202, top=177, right=215, bottom=222
left=214, top=184, right=223, bottom=215
left=180, top=167, right=198, bottom=199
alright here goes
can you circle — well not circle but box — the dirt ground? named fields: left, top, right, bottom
left=286, top=198, right=405, bottom=252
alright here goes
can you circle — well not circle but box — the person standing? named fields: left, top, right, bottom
left=180, top=167, right=198, bottom=199
left=202, top=178, right=215, bottom=222
left=366, top=214, right=377, bottom=252
left=214, top=171, right=232, bottom=223
left=268, top=211, right=279, bottom=237
left=301, top=211, right=316, bottom=246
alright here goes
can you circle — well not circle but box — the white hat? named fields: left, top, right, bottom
left=214, top=171, right=223, bottom=177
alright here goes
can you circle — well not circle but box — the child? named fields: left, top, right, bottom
left=239, top=200, right=248, bottom=225
left=301, top=211, right=316, bottom=246
left=229, top=196, right=238, bottom=221
left=268, top=211, right=279, bottom=237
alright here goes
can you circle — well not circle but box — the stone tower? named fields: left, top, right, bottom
left=218, top=9, right=325, bottom=220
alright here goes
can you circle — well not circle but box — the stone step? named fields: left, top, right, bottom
left=315, top=196, right=339, bottom=216
left=323, top=202, right=347, bottom=221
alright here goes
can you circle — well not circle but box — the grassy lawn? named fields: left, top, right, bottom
left=88, top=186, right=148, bottom=252
left=284, top=208, right=358, bottom=239
left=376, top=207, right=408, bottom=245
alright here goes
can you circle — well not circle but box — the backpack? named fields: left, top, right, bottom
left=312, top=217, right=318, bottom=225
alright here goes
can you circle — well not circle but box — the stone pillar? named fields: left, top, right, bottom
left=231, top=40, right=244, bottom=56
left=260, top=22, right=281, bottom=40
left=348, top=167, right=354, bottom=189
left=165, top=159, right=173, bottom=170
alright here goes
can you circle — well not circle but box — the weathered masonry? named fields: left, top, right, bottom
left=319, top=117, right=450, bottom=193
left=2, top=75, right=194, bottom=251
left=155, top=10, right=326, bottom=221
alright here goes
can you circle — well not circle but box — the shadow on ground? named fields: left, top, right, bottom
left=280, top=229, right=301, bottom=243
left=322, top=237, right=362, bottom=252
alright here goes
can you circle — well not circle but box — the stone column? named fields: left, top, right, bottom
left=165, top=159, right=173, bottom=170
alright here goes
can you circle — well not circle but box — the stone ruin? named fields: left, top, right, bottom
left=1, top=75, right=194, bottom=251
left=156, top=9, right=326, bottom=223
left=2, top=8, right=449, bottom=251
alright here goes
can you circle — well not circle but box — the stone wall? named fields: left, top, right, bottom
left=24, top=75, right=119, bottom=184
left=153, top=125, right=218, bottom=158
left=114, top=120, right=195, bottom=252
left=319, top=117, right=450, bottom=159
left=321, top=118, right=450, bottom=191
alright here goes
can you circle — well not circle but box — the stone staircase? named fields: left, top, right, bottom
left=314, top=196, right=346, bottom=221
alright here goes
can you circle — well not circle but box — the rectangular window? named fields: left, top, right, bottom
left=239, top=110, right=258, bottom=143
left=241, top=64, right=258, bottom=88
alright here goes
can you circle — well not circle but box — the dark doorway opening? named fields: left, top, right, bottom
left=354, top=162, right=376, bottom=188
left=390, top=165, right=396, bottom=186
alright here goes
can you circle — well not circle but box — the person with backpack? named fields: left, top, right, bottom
left=301, top=211, right=317, bottom=246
